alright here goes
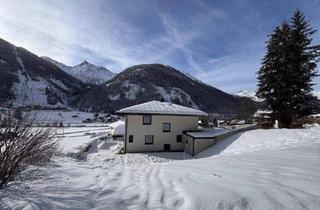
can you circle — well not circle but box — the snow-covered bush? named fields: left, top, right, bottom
left=0, top=112, right=59, bottom=189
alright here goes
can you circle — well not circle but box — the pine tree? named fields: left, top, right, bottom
left=289, top=10, right=320, bottom=117
left=257, top=10, right=320, bottom=128
left=257, top=22, right=293, bottom=127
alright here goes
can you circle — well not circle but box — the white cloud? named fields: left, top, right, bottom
left=0, top=0, right=162, bottom=71
left=0, top=0, right=318, bottom=92
left=158, top=12, right=207, bottom=74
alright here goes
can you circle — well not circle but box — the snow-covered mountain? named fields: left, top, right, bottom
left=235, top=90, right=264, bottom=102
left=1, top=37, right=259, bottom=113
left=74, top=64, right=258, bottom=114
left=235, top=89, right=320, bottom=102
left=0, top=38, right=84, bottom=108
left=43, top=57, right=116, bottom=85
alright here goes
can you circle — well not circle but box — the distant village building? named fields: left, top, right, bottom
left=116, top=101, right=208, bottom=155
left=253, top=110, right=273, bottom=128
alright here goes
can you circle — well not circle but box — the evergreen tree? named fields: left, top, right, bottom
left=289, top=10, right=320, bottom=116
left=257, top=22, right=293, bottom=127
left=257, top=10, right=320, bottom=128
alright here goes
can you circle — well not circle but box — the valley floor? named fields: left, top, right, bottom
left=1, top=126, right=320, bottom=210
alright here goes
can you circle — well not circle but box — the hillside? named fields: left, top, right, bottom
left=0, top=38, right=84, bottom=108
left=0, top=38, right=259, bottom=114
left=234, top=90, right=264, bottom=102
left=43, top=57, right=116, bottom=85
left=73, top=64, right=258, bottom=114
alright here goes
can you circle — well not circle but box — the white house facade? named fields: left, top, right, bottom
left=116, top=101, right=208, bottom=153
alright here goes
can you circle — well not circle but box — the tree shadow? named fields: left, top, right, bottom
left=194, top=132, right=243, bottom=159
left=146, top=132, right=243, bottom=161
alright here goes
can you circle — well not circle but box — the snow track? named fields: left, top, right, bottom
left=88, top=152, right=187, bottom=210
left=1, top=127, right=320, bottom=209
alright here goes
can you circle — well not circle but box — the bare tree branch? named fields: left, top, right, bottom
left=0, top=110, right=59, bottom=189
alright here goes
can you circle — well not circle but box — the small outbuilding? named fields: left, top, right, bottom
left=109, top=120, right=125, bottom=141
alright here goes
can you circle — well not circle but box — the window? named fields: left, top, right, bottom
left=129, top=135, right=133, bottom=143
left=143, top=115, right=152, bottom=125
left=176, top=135, right=182, bottom=142
left=162, top=123, right=171, bottom=132
left=145, top=135, right=154, bottom=145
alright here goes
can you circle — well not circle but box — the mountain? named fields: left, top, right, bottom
left=0, top=38, right=259, bottom=114
left=235, top=90, right=264, bottom=102
left=73, top=64, right=258, bottom=114
left=235, top=89, right=320, bottom=102
left=0, top=38, right=84, bottom=108
left=43, top=57, right=116, bottom=85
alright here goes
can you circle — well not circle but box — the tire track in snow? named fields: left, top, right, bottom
left=144, top=165, right=186, bottom=209
left=146, top=166, right=165, bottom=208
left=102, top=162, right=187, bottom=210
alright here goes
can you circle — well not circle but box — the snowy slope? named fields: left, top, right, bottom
left=236, top=89, right=320, bottom=102
left=1, top=127, right=320, bottom=209
left=11, top=72, right=67, bottom=108
left=29, top=110, right=97, bottom=124
left=0, top=38, right=84, bottom=108
left=75, top=64, right=257, bottom=114
left=43, top=57, right=116, bottom=85
left=235, top=90, right=264, bottom=102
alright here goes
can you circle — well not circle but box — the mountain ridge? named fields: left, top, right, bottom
left=234, top=90, right=264, bottom=102
left=0, top=37, right=259, bottom=114
left=42, top=56, right=116, bottom=85
left=0, top=38, right=84, bottom=108
left=73, top=64, right=258, bottom=114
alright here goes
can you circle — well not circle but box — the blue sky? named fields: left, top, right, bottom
left=0, top=0, right=319, bottom=92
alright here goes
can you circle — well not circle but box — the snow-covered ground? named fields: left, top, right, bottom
left=31, top=110, right=91, bottom=124
left=56, top=127, right=111, bottom=158
left=1, top=127, right=320, bottom=210
left=47, top=119, right=124, bottom=158
left=28, top=110, right=110, bottom=126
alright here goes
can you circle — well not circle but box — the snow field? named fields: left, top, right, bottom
left=29, top=110, right=100, bottom=125
left=1, top=127, right=320, bottom=210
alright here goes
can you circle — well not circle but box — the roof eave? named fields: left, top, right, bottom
left=115, top=112, right=208, bottom=117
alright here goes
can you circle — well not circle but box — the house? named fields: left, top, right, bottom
left=116, top=101, right=208, bottom=153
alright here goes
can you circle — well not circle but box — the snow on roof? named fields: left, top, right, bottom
left=116, top=101, right=208, bottom=116
left=310, top=113, right=320, bottom=117
left=108, top=120, right=125, bottom=136
left=108, top=120, right=125, bottom=129
left=185, top=128, right=228, bottom=138
left=113, top=124, right=125, bottom=136
left=254, top=110, right=273, bottom=117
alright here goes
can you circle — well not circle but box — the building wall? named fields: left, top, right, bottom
left=182, top=135, right=216, bottom=156
left=193, top=138, right=216, bottom=156
left=183, top=135, right=194, bottom=156
left=125, top=114, right=198, bottom=152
